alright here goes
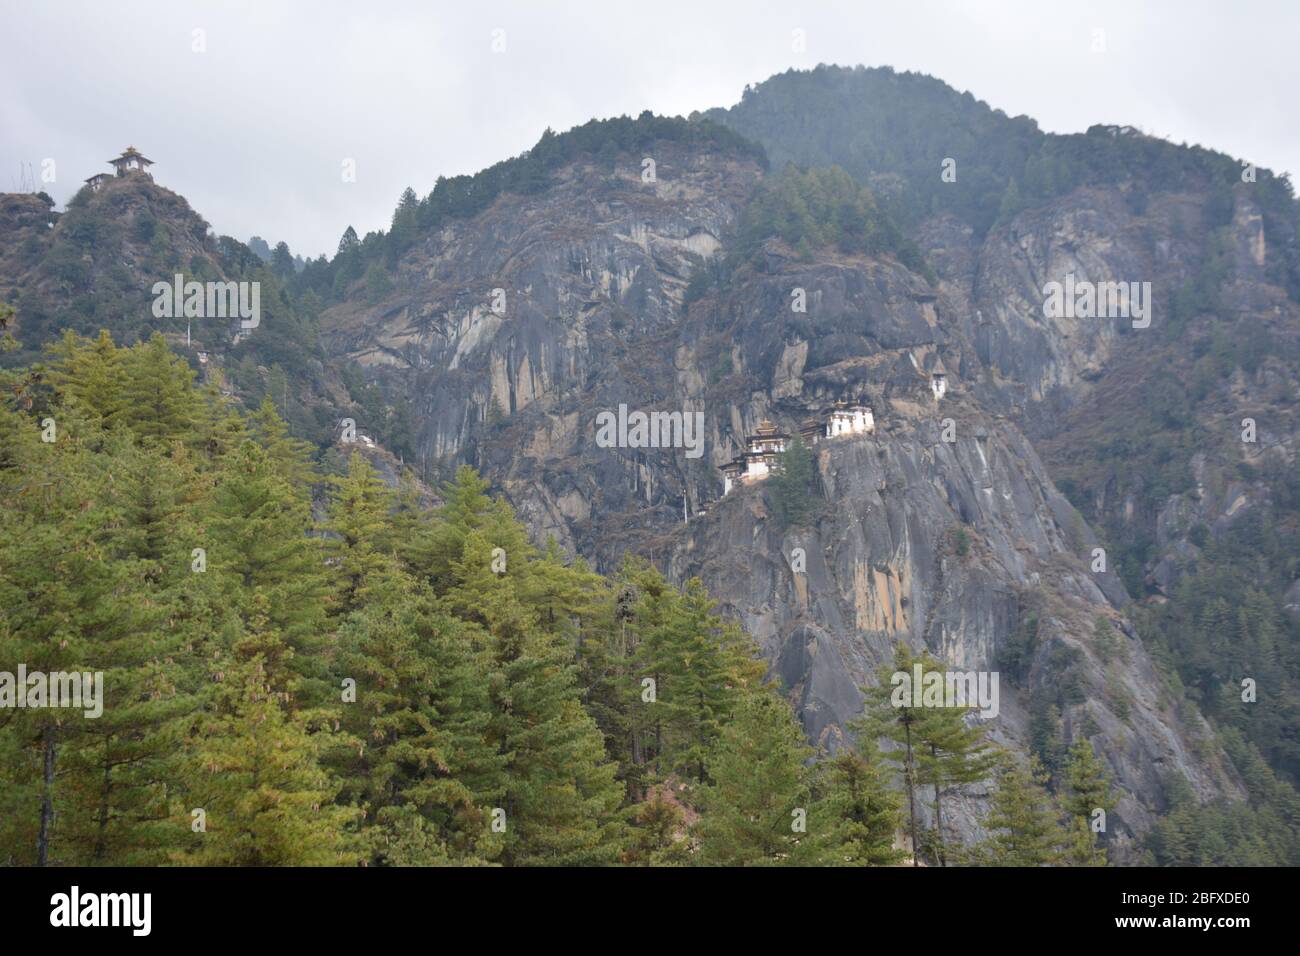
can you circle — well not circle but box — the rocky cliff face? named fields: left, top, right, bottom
left=320, top=135, right=1250, bottom=855
left=953, top=180, right=1299, bottom=611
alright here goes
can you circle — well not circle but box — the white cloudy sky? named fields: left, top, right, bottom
left=3, top=0, right=1295, bottom=258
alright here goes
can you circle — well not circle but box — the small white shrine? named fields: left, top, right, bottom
left=931, top=357, right=948, bottom=400
left=826, top=400, right=874, bottom=438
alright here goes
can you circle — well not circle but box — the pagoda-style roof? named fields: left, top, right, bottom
left=931, top=356, right=948, bottom=377
left=752, top=419, right=788, bottom=439
left=109, top=146, right=154, bottom=167
left=831, top=398, right=871, bottom=411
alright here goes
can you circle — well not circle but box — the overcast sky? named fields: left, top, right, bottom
left=4, top=0, right=1295, bottom=258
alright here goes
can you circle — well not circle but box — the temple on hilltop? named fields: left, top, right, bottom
left=86, top=147, right=155, bottom=192
left=721, top=400, right=876, bottom=496
left=110, top=146, right=154, bottom=176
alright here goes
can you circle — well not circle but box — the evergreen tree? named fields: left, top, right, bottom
left=914, top=696, right=1001, bottom=866
left=769, top=435, right=815, bottom=527
left=857, top=644, right=929, bottom=864
left=694, top=693, right=811, bottom=866
left=330, top=579, right=505, bottom=865
left=204, top=440, right=331, bottom=698
left=1060, top=737, right=1115, bottom=864
left=409, top=469, right=627, bottom=865
left=634, top=574, right=764, bottom=783
left=805, top=748, right=905, bottom=865
left=975, top=759, right=1068, bottom=866
left=327, top=452, right=400, bottom=616
left=248, top=396, right=317, bottom=489
left=117, top=334, right=206, bottom=445
left=44, top=329, right=129, bottom=427
left=173, top=597, right=357, bottom=866
left=1062, top=815, right=1108, bottom=866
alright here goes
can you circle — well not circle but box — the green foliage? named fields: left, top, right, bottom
left=858, top=645, right=1000, bottom=866
left=1135, top=548, right=1300, bottom=785
left=734, top=165, right=932, bottom=279
left=693, top=693, right=812, bottom=866
left=999, top=600, right=1040, bottom=685
left=768, top=434, right=816, bottom=527
left=1, top=336, right=650, bottom=866
left=805, top=748, right=905, bottom=866
left=1060, top=738, right=1115, bottom=864
left=970, top=759, right=1070, bottom=866
left=579, top=558, right=766, bottom=798
left=711, top=64, right=1300, bottom=286
left=1146, top=735, right=1300, bottom=866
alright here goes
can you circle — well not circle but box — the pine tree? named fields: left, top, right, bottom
left=769, top=435, right=815, bottom=527
left=856, top=644, right=929, bottom=865
left=976, top=758, right=1068, bottom=865
left=1060, top=737, right=1114, bottom=864
left=0, top=428, right=99, bottom=865
left=173, top=597, right=358, bottom=866
left=460, top=531, right=625, bottom=865
left=327, top=452, right=400, bottom=616
left=204, top=440, right=332, bottom=699
left=248, top=396, right=317, bottom=490
left=858, top=644, right=1001, bottom=865
left=44, top=329, right=129, bottom=426
left=914, top=694, right=1001, bottom=866
left=330, top=579, right=505, bottom=865
left=117, top=334, right=205, bottom=445
left=409, top=471, right=627, bottom=865
left=1062, top=815, right=1107, bottom=866
left=805, top=748, right=905, bottom=865
left=634, top=573, right=764, bottom=783
left=694, top=692, right=811, bottom=866
left=56, top=436, right=212, bottom=865
left=0, top=378, right=226, bottom=864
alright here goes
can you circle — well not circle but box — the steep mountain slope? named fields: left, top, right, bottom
left=315, top=115, right=1254, bottom=855
left=706, top=65, right=1300, bottom=853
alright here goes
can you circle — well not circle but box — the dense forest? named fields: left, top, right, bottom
left=0, top=326, right=1115, bottom=865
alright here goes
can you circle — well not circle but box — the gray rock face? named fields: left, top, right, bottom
left=669, top=414, right=1236, bottom=847
left=322, top=140, right=1247, bottom=855
left=322, top=143, right=761, bottom=472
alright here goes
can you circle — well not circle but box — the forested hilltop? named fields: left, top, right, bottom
left=0, top=329, right=1116, bottom=865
